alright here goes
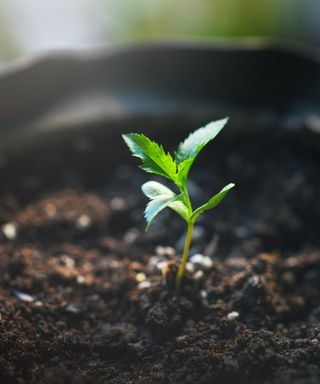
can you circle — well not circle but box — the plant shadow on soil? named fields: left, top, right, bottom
left=0, top=121, right=320, bottom=384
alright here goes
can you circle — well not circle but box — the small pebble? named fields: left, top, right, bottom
left=135, top=272, right=146, bottom=282
left=2, top=223, right=17, bottom=240
left=155, top=246, right=176, bottom=257
left=227, top=311, right=240, bottom=321
left=186, top=262, right=195, bottom=273
left=248, top=275, right=260, bottom=287
left=76, top=214, right=91, bottom=229
left=311, top=339, right=319, bottom=345
left=193, top=270, right=204, bottom=281
left=176, top=335, right=188, bottom=344
left=190, top=254, right=213, bottom=270
left=14, top=291, right=34, bottom=303
left=138, top=280, right=152, bottom=290
left=61, top=255, right=75, bottom=268
left=77, top=275, right=85, bottom=284
left=200, top=290, right=208, bottom=299
left=66, top=303, right=80, bottom=314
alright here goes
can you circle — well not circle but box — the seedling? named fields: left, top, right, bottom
left=122, top=118, right=235, bottom=292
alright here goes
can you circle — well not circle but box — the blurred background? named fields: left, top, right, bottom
left=0, top=0, right=320, bottom=65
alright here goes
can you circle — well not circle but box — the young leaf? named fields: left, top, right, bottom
left=122, top=133, right=177, bottom=181
left=142, top=181, right=189, bottom=223
left=175, top=118, right=228, bottom=185
left=144, top=194, right=177, bottom=230
left=175, top=118, right=228, bottom=164
left=191, top=183, right=235, bottom=222
left=142, top=181, right=175, bottom=199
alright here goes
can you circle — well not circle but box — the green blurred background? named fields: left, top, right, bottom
left=0, top=0, right=319, bottom=64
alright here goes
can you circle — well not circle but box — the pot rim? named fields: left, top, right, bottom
left=1, top=39, right=320, bottom=155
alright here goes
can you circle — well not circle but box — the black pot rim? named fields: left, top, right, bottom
left=1, top=40, right=320, bottom=155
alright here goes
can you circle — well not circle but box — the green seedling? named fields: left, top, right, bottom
left=122, top=118, right=235, bottom=292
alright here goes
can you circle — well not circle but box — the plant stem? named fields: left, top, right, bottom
left=175, top=221, right=194, bottom=292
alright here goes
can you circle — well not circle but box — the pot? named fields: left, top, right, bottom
left=0, top=42, right=320, bottom=384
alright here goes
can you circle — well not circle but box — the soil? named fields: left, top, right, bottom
left=0, top=123, right=320, bottom=384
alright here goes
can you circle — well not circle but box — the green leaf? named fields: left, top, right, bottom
left=122, top=133, right=177, bottom=181
left=191, top=183, right=235, bottom=223
left=142, top=181, right=175, bottom=199
left=142, top=181, right=189, bottom=225
left=175, top=118, right=229, bottom=176
left=144, top=194, right=177, bottom=230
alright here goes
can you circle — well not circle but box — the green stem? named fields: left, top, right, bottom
left=175, top=221, right=194, bottom=292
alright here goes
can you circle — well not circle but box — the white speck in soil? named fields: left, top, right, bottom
left=186, top=262, right=195, bottom=273
left=155, top=245, right=176, bottom=257
left=248, top=275, right=260, bottom=287
left=138, top=280, right=151, bottom=290
left=66, top=303, right=80, bottom=314
left=60, top=255, right=75, bottom=268
left=2, top=223, right=17, bottom=240
left=77, top=275, right=85, bottom=284
left=200, top=290, right=208, bottom=299
left=190, top=254, right=213, bottom=270
left=76, top=214, right=91, bottom=229
left=135, top=272, right=146, bottom=282
left=227, top=311, right=240, bottom=321
left=14, top=291, right=34, bottom=303
left=193, top=270, right=204, bottom=281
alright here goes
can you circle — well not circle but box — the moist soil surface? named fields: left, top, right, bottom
left=0, top=125, right=320, bottom=384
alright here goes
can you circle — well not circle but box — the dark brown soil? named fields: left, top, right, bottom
left=0, top=125, right=320, bottom=383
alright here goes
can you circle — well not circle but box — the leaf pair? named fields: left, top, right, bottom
left=122, top=118, right=228, bottom=187
left=122, top=118, right=235, bottom=229
left=141, top=180, right=235, bottom=228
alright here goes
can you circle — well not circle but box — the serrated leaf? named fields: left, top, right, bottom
left=122, top=133, right=177, bottom=181
left=191, top=183, right=235, bottom=223
left=142, top=181, right=175, bottom=199
left=142, top=181, right=190, bottom=226
left=144, top=194, right=177, bottom=230
left=175, top=118, right=228, bottom=165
